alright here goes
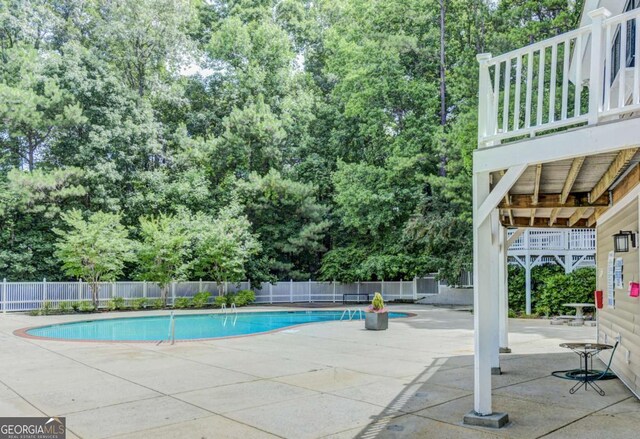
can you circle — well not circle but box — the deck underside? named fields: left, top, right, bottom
left=491, top=146, right=640, bottom=228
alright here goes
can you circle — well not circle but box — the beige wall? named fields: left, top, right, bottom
left=597, top=197, right=640, bottom=397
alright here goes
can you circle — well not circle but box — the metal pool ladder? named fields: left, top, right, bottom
left=167, top=311, right=176, bottom=345
left=340, top=309, right=363, bottom=321
left=220, top=303, right=238, bottom=314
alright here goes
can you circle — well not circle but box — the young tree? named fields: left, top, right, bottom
left=190, top=203, right=261, bottom=295
left=54, top=209, right=136, bottom=307
left=137, top=213, right=191, bottom=306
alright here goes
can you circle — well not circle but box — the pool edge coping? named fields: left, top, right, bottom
left=13, top=310, right=418, bottom=344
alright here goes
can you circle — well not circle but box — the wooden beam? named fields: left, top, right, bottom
left=498, top=192, right=610, bottom=209
left=499, top=170, right=514, bottom=226
left=532, top=164, right=542, bottom=205
left=568, top=207, right=588, bottom=227
left=504, top=216, right=591, bottom=228
left=612, top=163, right=640, bottom=204
left=477, top=164, right=528, bottom=225
left=560, top=157, right=585, bottom=204
left=590, top=148, right=639, bottom=202
left=549, top=208, right=560, bottom=227
left=587, top=207, right=607, bottom=227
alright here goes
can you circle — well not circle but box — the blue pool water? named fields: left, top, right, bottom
left=25, top=311, right=409, bottom=341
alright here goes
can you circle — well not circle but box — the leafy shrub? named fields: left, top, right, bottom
left=71, top=302, right=80, bottom=312
left=508, top=309, right=517, bottom=318
left=508, top=264, right=565, bottom=313
left=214, top=295, right=227, bottom=308
left=192, top=292, right=211, bottom=308
left=78, top=301, right=96, bottom=312
left=230, top=290, right=255, bottom=307
left=151, top=298, right=164, bottom=309
left=174, top=297, right=191, bottom=309
left=59, top=301, right=73, bottom=313
left=40, top=301, right=53, bottom=315
left=132, top=298, right=147, bottom=310
left=108, top=297, right=126, bottom=311
left=536, top=267, right=596, bottom=316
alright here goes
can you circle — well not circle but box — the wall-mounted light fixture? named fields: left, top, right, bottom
left=613, top=231, right=637, bottom=253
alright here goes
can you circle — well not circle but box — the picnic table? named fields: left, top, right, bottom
left=563, top=303, right=595, bottom=324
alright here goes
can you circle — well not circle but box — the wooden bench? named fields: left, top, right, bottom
left=342, top=293, right=374, bottom=304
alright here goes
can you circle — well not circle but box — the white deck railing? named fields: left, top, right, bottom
left=508, top=228, right=596, bottom=251
left=478, top=8, right=640, bottom=146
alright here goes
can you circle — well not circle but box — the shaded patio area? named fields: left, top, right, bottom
left=0, top=306, right=637, bottom=438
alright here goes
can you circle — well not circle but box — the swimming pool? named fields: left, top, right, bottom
left=21, top=310, right=411, bottom=342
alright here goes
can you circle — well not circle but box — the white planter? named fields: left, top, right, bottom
left=365, top=312, right=388, bottom=330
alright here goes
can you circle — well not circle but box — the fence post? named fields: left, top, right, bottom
left=357, top=280, right=360, bottom=296
left=333, top=280, right=336, bottom=303
left=43, top=278, right=47, bottom=305
left=413, top=277, right=418, bottom=300
left=2, top=278, right=6, bottom=314
left=248, top=279, right=251, bottom=291
left=112, top=281, right=116, bottom=298
left=381, top=278, right=384, bottom=296
left=199, top=278, right=203, bottom=292
left=171, top=281, right=176, bottom=306
left=588, top=8, right=610, bottom=125
left=308, top=279, right=312, bottom=303
left=224, top=281, right=228, bottom=294
left=289, top=279, right=293, bottom=303
left=269, top=282, right=273, bottom=304
left=143, top=280, right=147, bottom=299
left=400, top=278, right=404, bottom=298
left=78, top=279, right=82, bottom=301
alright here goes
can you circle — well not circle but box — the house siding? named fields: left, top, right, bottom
left=597, top=197, right=640, bottom=397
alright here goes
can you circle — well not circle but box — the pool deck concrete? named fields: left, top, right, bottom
left=0, top=305, right=638, bottom=438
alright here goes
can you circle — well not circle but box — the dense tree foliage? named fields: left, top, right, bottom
left=0, top=0, right=584, bottom=283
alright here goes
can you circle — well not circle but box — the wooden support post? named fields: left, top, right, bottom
left=499, top=227, right=510, bottom=353
left=525, top=254, right=532, bottom=315
left=472, top=170, right=496, bottom=416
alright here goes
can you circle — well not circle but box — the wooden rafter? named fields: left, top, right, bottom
left=532, top=164, right=542, bottom=205
left=549, top=208, right=560, bottom=227
left=612, top=164, right=640, bottom=204
left=590, top=148, right=639, bottom=202
left=499, top=193, right=610, bottom=209
left=568, top=207, right=588, bottom=227
left=560, top=157, right=585, bottom=204
left=499, top=170, right=514, bottom=226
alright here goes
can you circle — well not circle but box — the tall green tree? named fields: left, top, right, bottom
left=53, top=209, right=136, bottom=306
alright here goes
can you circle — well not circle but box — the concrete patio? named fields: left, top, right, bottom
left=0, top=305, right=637, bottom=438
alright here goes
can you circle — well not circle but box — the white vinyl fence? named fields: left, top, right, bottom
left=0, top=276, right=448, bottom=313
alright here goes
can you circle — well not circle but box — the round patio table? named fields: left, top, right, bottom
left=563, top=303, right=595, bottom=324
left=558, top=342, right=613, bottom=395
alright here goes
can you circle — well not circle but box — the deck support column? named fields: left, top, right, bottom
left=466, top=53, right=510, bottom=427
left=499, top=226, right=511, bottom=354
left=471, top=170, right=494, bottom=416
left=525, top=254, right=532, bottom=315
